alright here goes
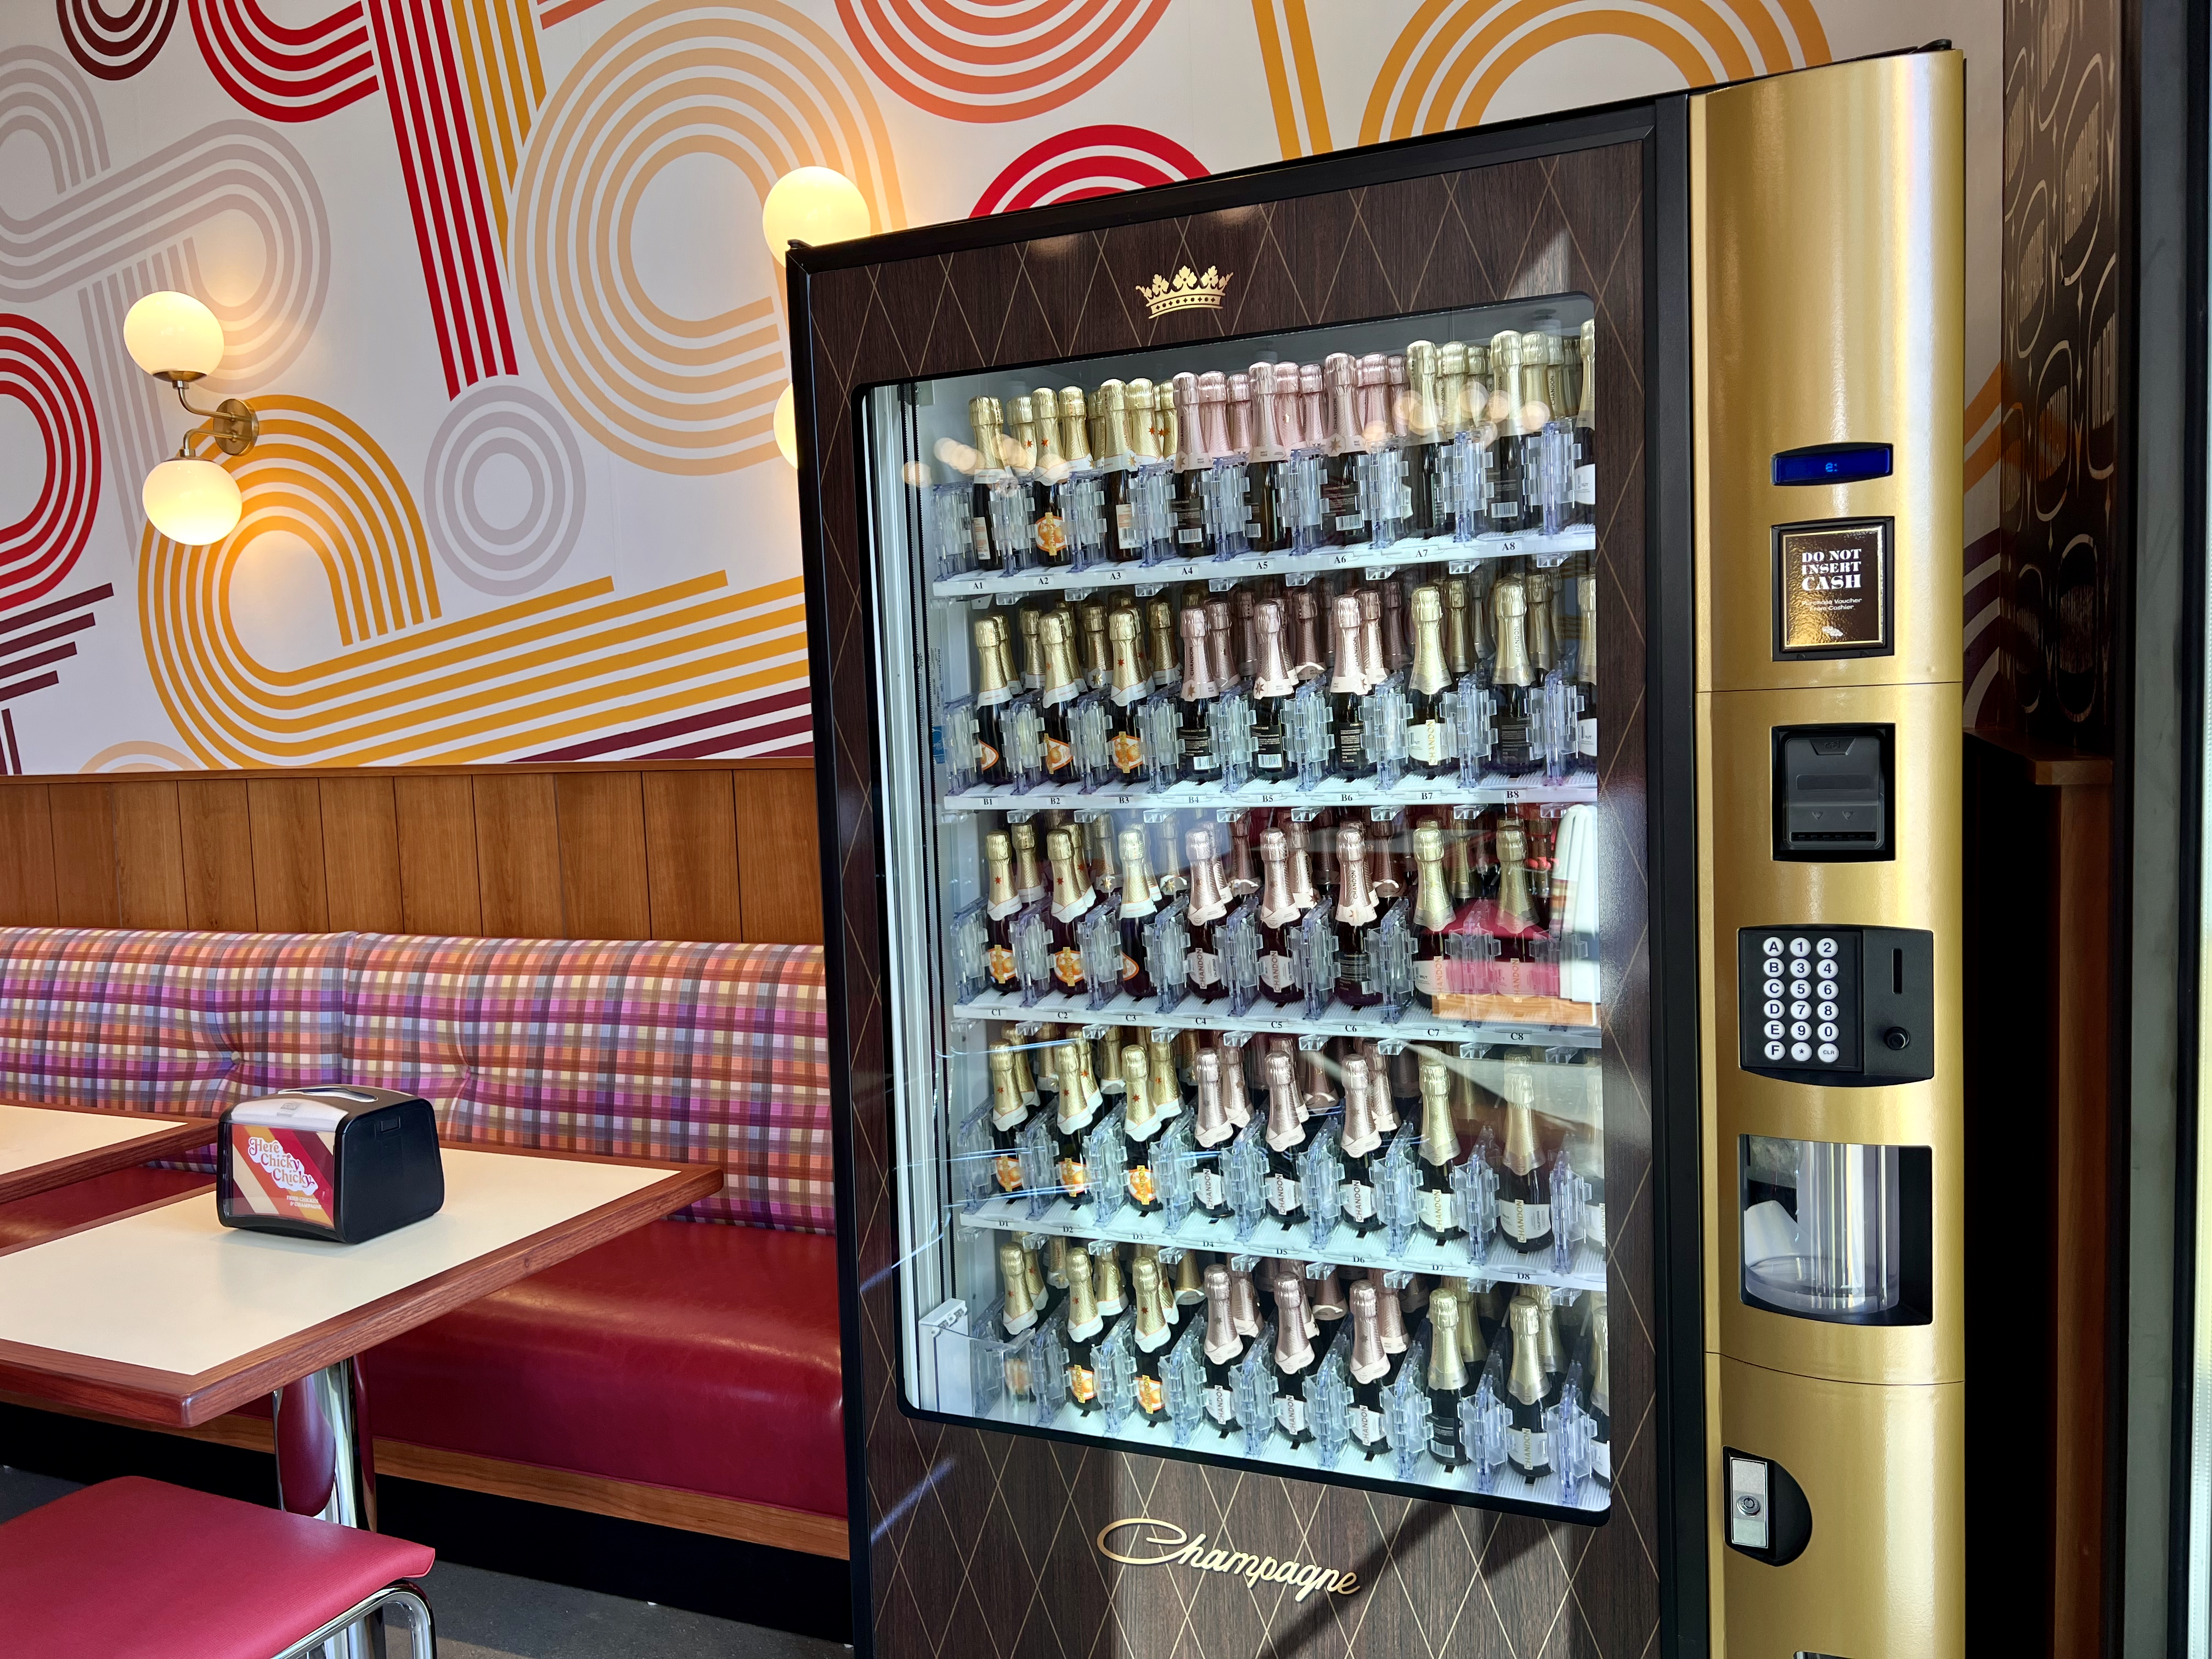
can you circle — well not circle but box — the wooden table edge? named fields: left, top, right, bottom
left=0, top=1108, right=214, bottom=1207
left=0, top=1155, right=719, bottom=1429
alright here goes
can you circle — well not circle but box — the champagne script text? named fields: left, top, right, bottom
left=1094, top=1517, right=1358, bottom=1601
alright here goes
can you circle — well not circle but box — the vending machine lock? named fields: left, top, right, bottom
left=1723, top=1448, right=1812, bottom=1566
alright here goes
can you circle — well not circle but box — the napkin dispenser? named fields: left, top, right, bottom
left=218, top=1086, right=443, bottom=1244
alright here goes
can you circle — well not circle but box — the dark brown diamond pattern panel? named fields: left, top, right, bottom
left=807, top=142, right=1660, bottom=1659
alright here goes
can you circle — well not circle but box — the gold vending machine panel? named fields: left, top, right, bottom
left=1692, top=49, right=1965, bottom=1658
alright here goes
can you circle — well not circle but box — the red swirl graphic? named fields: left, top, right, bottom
left=0, top=314, right=101, bottom=615
left=56, top=0, right=180, bottom=80
left=188, top=0, right=379, bottom=122
left=838, top=0, right=1170, bottom=123
left=970, top=124, right=1206, bottom=216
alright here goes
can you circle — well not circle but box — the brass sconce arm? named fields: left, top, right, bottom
left=170, top=379, right=259, bottom=458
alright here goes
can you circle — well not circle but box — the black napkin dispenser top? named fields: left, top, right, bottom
left=217, top=1086, right=443, bottom=1244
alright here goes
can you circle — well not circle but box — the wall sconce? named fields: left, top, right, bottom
left=125, top=291, right=258, bottom=545
left=774, top=386, right=799, bottom=469
left=760, top=167, right=868, bottom=266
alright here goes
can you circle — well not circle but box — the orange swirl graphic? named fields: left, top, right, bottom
left=837, top=0, right=1170, bottom=123
left=139, top=397, right=808, bottom=765
left=1361, top=0, right=1830, bottom=143
left=511, top=0, right=901, bottom=474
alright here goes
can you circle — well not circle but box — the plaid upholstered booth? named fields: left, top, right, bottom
left=0, top=926, right=843, bottom=1547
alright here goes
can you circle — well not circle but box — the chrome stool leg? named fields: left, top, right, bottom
left=273, top=1357, right=377, bottom=1658
left=271, top=1582, right=435, bottom=1659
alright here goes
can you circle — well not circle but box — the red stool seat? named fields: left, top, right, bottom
left=0, top=1476, right=434, bottom=1658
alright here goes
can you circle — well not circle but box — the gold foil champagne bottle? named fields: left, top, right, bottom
left=1406, top=585, right=1457, bottom=778
left=967, top=394, right=1008, bottom=572
left=1403, top=341, right=1443, bottom=538
left=1497, top=1062, right=1554, bottom=1255
left=1491, top=568, right=1533, bottom=689
left=1337, top=1053, right=1385, bottom=1236
left=1128, top=1257, right=1175, bottom=1421
left=1425, top=1288, right=1471, bottom=1467
left=1115, top=827, right=1160, bottom=1000
left=1584, top=1297, right=1612, bottom=1486
left=1504, top=1295, right=1551, bottom=1479
left=1485, top=331, right=1528, bottom=533
left=1043, top=827, right=1096, bottom=996
left=970, top=615, right=1017, bottom=788
left=1121, top=1044, right=1164, bottom=1214
left=1415, top=1056, right=1465, bottom=1242
left=1571, top=320, right=1596, bottom=527
left=997, top=1239, right=1039, bottom=1340
left=986, top=1042, right=1030, bottom=1196
left=1037, top=614, right=1084, bottom=786
left=1062, top=1245, right=1111, bottom=1414
left=980, top=831, right=1022, bottom=993
left=1410, top=821, right=1462, bottom=1014
left=1105, top=607, right=1149, bottom=779
left=1050, top=1036, right=1098, bottom=1203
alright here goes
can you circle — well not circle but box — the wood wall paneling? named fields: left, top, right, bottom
left=554, top=770, right=650, bottom=940
left=0, top=784, right=55, bottom=926
left=733, top=766, right=824, bottom=946
left=47, top=785, right=117, bottom=928
left=393, top=775, right=483, bottom=936
left=246, top=776, right=327, bottom=932
left=319, top=776, right=403, bottom=932
left=0, top=763, right=819, bottom=948
left=642, top=769, right=743, bottom=944
left=110, top=781, right=186, bottom=929
left=472, top=772, right=562, bottom=937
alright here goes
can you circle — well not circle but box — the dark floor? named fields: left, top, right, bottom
left=0, top=1468, right=850, bottom=1659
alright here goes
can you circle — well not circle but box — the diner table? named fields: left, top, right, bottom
left=0, top=1143, right=718, bottom=1549
left=0, top=1099, right=215, bottom=1206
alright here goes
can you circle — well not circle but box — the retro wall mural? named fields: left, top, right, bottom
left=0, top=0, right=2001, bottom=775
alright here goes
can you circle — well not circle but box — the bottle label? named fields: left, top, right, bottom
left=1499, top=1196, right=1552, bottom=1243
left=1192, top=1167, right=1228, bottom=1212
left=970, top=516, right=992, bottom=559
left=1189, top=750, right=1221, bottom=774
left=1491, top=499, right=1521, bottom=518
left=1427, top=1425, right=1463, bottom=1463
left=1177, top=527, right=1206, bottom=545
left=1187, top=948, right=1222, bottom=989
left=1052, top=946, right=1086, bottom=990
left=1259, top=951, right=1297, bottom=992
left=1583, top=1201, right=1606, bottom=1250
left=1126, top=1162, right=1158, bottom=1206
left=1204, top=1383, right=1237, bottom=1426
left=1590, top=1437, right=1612, bottom=1483
left=1414, top=956, right=1462, bottom=996
left=1417, top=1185, right=1458, bottom=1234
left=1508, top=1425, right=1549, bottom=1471
left=1350, top=1403, right=1389, bottom=1447
left=1057, top=1155, right=1090, bottom=1195
left=1036, top=511, right=1069, bottom=557
left=976, top=738, right=1002, bottom=775
left=1274, top=1392, right=1310, bottom=1437
left=1265, top=1171, right=1304, bottom=1217
left=995, top=1152, right=1024, bottom=1194
left=1338, top=949, right=1376, bottom=995
left=1577, top=716, right=1598, bottom=757
left=1110, top=731, right=1144, bottom=774
left=986, top=943, right=1018, bottom=988
left=1043, top=734, right=1075, bottom=775
left=1339, top=1178, right=1378, bottom=1222
left=1573, top=463, right=1596, bottom=506
left=1254, top=748, right=1285, bottom=772
left=1404, top=720, right=1453, bottom=764
left=1001, top=1304, right=1037, bottom=1337
left=1115, top=503, right=1138, bottom=548
left=1335, top=719, right=1365, bottom=770
left=1135, top=1373, right=1165, bottom=1416
left=1119, top=951, right=1143, bottom=986
left=1068, top=1361, right=1099, bottom=1404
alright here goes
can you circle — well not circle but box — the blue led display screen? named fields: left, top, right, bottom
left=1771, top=443, right=1893, bottom=486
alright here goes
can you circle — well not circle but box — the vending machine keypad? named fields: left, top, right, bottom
left=1737, top=926, right=1936, bottom=1086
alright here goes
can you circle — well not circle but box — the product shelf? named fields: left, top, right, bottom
left=951, top=990, right=1604, bottom=1050
left=942, top=773, right=1597, bottom=814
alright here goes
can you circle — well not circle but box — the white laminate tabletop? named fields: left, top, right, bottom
left=0, top=1147, right=678, bottom=1379
left=0, top=1101, right=202, bottom=1178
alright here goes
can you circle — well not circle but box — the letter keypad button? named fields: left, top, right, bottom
left=1737, top=927, right=1863, bottom=1076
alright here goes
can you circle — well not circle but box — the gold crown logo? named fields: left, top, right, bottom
left=1136, top=265, right=1232, bottom=318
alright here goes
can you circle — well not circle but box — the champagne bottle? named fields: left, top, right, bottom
left=1380, top=575, right=1409, bottom=678
left=1010, top=820, right=1045, bottom=904
left=1204, top=597, right=1240, bottom=703
left=1189, top=1049, right=1237, bottom=1221
left=1093, top=1243, right=1127, bottom=1320
left=1520, top=329, right=1558, bottom=530
left=1169, top=372, right=1209, bottom=553
left=1178, top=604, right=1221, bottom=783
left=1028, top=1237, right=1054, bottom=1311
left=1527, top=568, right=1556, bottom=678
left=1327, top=592, right=1372, bottom=779
left=1442, top=575, right=1473, bottom=680
left=1584, top=1298, right=1612, bottom=1486
left=1115, top=828, right=1160, bottom=999
left=1410, top=821, right=1461, bottom=1013
left=1250, top=600, right=1297, bottom=780
left=1570, top=320, right=1596, bottom=527
left=1346, top=1279, right=1398, bottom=1460
left=1035, top=613, right=1084, bottom=785
left=1406, top=586, right=1458, bottom=778
left=1179, top=827, right=1232, bottom=1002
left=1127, top=1256, right=1175, bottom=1423
left=1381, top=1045, right=1413, bottom=1135
left=1147, top=597, right=1179, bottom=694
left=1358, top=585, right=1392, bottom=693
left=1043, top=828, right=1095, bottom=997
left=1062, top=1246, right=1113, bottom=1415
left=1028, top=387, right=1073, bottom=563
left=1244, top=362, right=1292, bottom=552
left=1086, top=813, right=1121, bottom=902
left=1366, top=1268, right=1410, bottom=1356
left=1121, top=1044, right=1164, bottom=1214
left=1402, top=341, right=1442, bottom=538
left=1254, top=827, right=1305, bottom=1006
left=1493, top=816, right=1537, bottom=933
left=1424, top=1288, right=1471, bottom=1468
left=1414, top=1057, right=1465, bottom=1242
left=1260, top=1049, right=1311, bottom=1224
left=1485, top=332, right=1527, bottom=533
left=1336, top=1052, right=1386, bottom=1235
left=1566, top=1108, right=1605, bottom=1252
left=967, top=395, right=1008, bottom=571
left=1199, top=1263, right=1248, bottom=1436
left=1199, top=371, right=1242, bottom=557
left=1504, top=1295, right=1551, bottom=1479
left=1436, top=339, right=1469, bottom=526
left=1269, top=1270, right=1321, bottom=1446
left=1095, top=379, right=1142, bottom=562
left=986, top=1042, right=1030, bottom=1197
left=1497, top=1062, right=1554, bottom=1254
left=1289, top=587, right=1326, bottom=684
left=1058, top=385, right=1096, bottom=557
left=994, top=1237, right=1042, bottom=1349
left=1220, top=1037, right=1255, bottom=1132
left=1150, top=1033, right=1186, bottom=1116
left=1331, top=823, right=1384, bottom=1008
left=980, top=831, right=1023, bottom=994
left=970, top=616, right=1017, bottom=788
left=1172, top=1247, right=1207, bottom=1316
left=1319, top=353, right=1364, bottom=547
left=1049, top=1039, right=1099, bottom=1205
left=1077, top=599, right=1111, bottom=691
left=1286, top=816, right=1324, bottom=912
left=1532, top=1287, right=1566, bottom=1407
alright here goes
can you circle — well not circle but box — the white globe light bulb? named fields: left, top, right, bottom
left=774, top=385, right=799, bottom=468
left=143, top=458, right=243, bottom=545
left=123, top=291, right=225, bottom=381
left=761, top=168, right=870, bottom=266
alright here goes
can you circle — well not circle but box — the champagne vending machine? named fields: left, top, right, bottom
left=794, top=47, right=1962, bottom=1658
